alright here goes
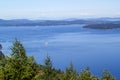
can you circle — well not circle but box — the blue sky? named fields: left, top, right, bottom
left=0, top=0, right=120, bottom=19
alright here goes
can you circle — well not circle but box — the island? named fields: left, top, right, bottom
left=83, top=23, right=120, bottom=30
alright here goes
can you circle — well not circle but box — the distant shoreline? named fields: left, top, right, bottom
left=83, top=23, right=120, bottom=30
left=0, top=18, right=120, bottom=30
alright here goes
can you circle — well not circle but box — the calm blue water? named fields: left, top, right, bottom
left=0, top=25, right=120, bottom=79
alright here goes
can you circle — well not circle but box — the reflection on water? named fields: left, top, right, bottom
left=0, top=25, right=120, bottom=79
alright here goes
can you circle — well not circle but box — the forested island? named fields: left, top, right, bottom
left=83, top=23, right=120, bottom=30
left=0, top=40, right=116, bottom=80
left=0, top=18, right=120, bottom=31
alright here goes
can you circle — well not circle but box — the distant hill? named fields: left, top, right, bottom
left=0, top=19, right=87, bottom=26
left=83, top=23, right=120, bottom=29
left=0, top=18, right=120, bottom=28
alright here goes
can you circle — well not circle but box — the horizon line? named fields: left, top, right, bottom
left=0, top=16, right=120, bottom=20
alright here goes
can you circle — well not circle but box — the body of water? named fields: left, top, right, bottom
left=0, top=25, right=120, bottom=79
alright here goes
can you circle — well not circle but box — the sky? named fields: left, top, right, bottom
left=0, top=0, right=120, bottom=19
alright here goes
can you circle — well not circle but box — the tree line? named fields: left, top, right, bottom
left=0, top=40, right=116, bottom=80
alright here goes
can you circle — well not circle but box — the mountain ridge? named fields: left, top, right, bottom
left=0, top=18, right=120, bottom=28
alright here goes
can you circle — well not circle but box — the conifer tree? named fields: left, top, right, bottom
left=101, top=69, right=115, bottom=80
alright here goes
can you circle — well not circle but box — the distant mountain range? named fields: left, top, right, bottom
left=0, top=19, right=86, bottom=26
left=0, top=18, right=120, bottom=29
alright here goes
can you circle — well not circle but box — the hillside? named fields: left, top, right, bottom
left=0, top=18, right=120, bottom=27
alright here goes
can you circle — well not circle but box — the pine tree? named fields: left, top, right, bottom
left=65, top=62, right=78, bottom=80
left=43, top=55, right=53, bottom=80
left=101, top=69, right=115, bottom=80
left=0, top=44, right=5, bottom=80
left=0, top=44, right=5, bottom=66
left=78, top=67, right=98, bottom=80
left=4, top=40, right=35, bottom=80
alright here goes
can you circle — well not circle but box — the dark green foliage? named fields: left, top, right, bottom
left=0, top=44, right=5, bottom=61
left=11, top=39, right=26, bottom=58
left=42, top=55, right=53, bottom=80
left=0, top=44, right=5, bottom=68
left=0, top=44, right=2, bottom=50
left=64, top=62, right=78, bottom=80
left=101, top=69, right=115, bottom=80
left=78, top=67, right=98, bottom=80
left=0, top=40, right=116, bottom=80
left=0, top=40, right=36, bottom=80
left=44, top=55, right=52, bottom=68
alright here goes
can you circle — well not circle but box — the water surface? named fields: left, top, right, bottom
left=0, top=25, right=120, bottom=79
